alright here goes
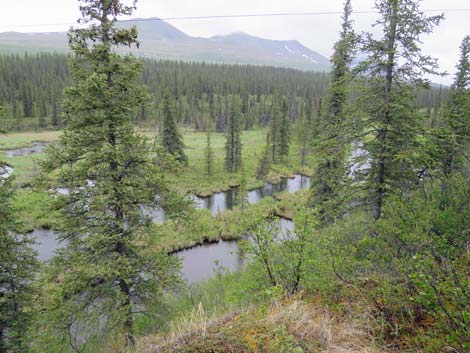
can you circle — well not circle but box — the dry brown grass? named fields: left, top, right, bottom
left=135, top=297, right=387, bottom=353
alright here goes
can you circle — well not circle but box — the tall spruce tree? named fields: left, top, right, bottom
left=279, top=97, right=291, bottom=162
left=310, top=0, right=355, bottom=222
left=161, top=89, right=187, bottom=164
left=224, top=95, right=242, bottom=172
left=297, top=101, right=310, bottom=170
left=35, top=0, right=181, bottom=349
left=257, top=133, right=272, bottom=179
left=237, top=163, right=249, bottom=213
left=443, top=35, right=470, bottom=176
left=270, top=93, right=282, bottom=163
left=204, top=129, right=215, bottom=176
left=0, top=177, right=37, bottom=353
left=355, top=0, right=442, bottom=222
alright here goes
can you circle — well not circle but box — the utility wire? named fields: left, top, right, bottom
left=0, top=8, right=469, bottom=30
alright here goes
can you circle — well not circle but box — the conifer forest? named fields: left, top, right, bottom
left=0, top=0, right=469, bottom=352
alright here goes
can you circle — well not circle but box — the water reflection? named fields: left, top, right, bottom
left=195, top=174, right=311, bottom=215
left=30, top=218, right=295, bottom=284
left=4, top=142, right=48, bottom=157
left=178, top=218, right=294, bottom=284
left=0, top=165, right=13, bottom=179
left=177, top=240, right=243, bottom=284
left=53, top=174, right=311, bottom=221
left=30, top=229, right=64, bottom=261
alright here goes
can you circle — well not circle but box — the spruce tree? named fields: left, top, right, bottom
left=443, top=35, right=470, bottom=176
left=257, top=133, right=272, bottom=179
left=279, top=97, right=291, bottom=162
left=310, top=0, right=356, bottom=222
left=35, top=0, right=181, bottom=349
left=224, top=95, right=242, bottom=172
left=355, top=0, right=443, bottom=221
left=270, top=93, right=282, bottom=163
left=237, top=163, right=249, bottom=213
left=310, top=97, right=322, bottom=142
left=0, top=177, right=37, bottom=353
left=298, top=104, right=310, bottom=170
left=51, top=95, right=60, bottom=128
left=204, top=129, right=215, bottom=176
left=161, top=89, right=187, bottom=164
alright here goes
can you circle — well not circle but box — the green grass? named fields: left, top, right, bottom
left=0, top=130, right=61, bottom=150
left=1, top=154, right=45, bottom=185
left=171, top=128, right=315, bottom=195
left=151, top=196, right=280, bottom=253
left=2, top=128, right=315, bottom=243
left=0, top=130, right=61, bottom=184
left=1, top=128, right=315, bottom=191
left=13, top=188, right=61, bottom=231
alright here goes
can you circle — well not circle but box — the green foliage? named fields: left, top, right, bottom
left=442, top=35, right=470, bottom=176
left=0, top=177, right=38, bottom=352
left=296, top=106, right=311, bottom=172
left=0, top=53, right=340, bottom=132
left=354, top=0, right=443, bottom=221
left=303, top=175, right=470, bottom=352
left=279, top=97, right=291, bottom=162
left=242, top=209, right=316, bottom=294
left=0, top=3, right=466, bottom=353
left=161, top=88, right=187, bottom=164
left=224, top=95, right=242, bottom=173
left=372, top=176, right=470, bottom=350
left=256, top=133, right=272, bottom=179
left=204, top=130, right=215, bottom=176
left=13, top=188, right=60, bottom=230
left=310, top=0, right=355, bottom=223
left=270, top=93, right=282, bottom=163
left=236, top=163, right=249, bottom=213
left=32, top=0, right=183, bottom=350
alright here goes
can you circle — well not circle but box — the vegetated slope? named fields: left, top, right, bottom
left=137, top=298, right=384, bottom=353
left=0, top=18, right=331, bottom=72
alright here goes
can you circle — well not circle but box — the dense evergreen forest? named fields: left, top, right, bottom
left=0, top=52, right=448, bottom=131
left=1, top=0, right=469, bottom=352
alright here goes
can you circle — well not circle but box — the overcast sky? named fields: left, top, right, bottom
left=1, top=0, right=469, bottom=84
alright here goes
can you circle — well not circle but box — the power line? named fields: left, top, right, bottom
left=158, top=8, right=470, bottom=20
left=1, top=8, right=469, bottom=30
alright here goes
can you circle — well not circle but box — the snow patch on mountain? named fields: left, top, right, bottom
left=301, top=54, right=319, bottom=64
left=284, top=45, right=295, bottom=54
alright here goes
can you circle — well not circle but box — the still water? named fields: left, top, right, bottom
left=3, top=142, right=48, bottom=157
left=30, top=219, right=294, bottom=284
left=194, top=174, right=311, bottom=216
left=146, top=174, right=311, bottom=223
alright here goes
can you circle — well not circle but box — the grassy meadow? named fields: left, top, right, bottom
left=1, top=127, right=315, bottom=247
left=1, top=127, right=315, bottom=189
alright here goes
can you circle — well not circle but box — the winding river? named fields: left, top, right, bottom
left=29, top=218, right=294, bottom=284
left=28, top=175, right=308, bottom=284
left=7, top=141, right=372, bottom=284
left=3, top=143, right=313, bottom=283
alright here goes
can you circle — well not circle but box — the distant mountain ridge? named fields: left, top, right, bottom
left=0, top=18, right=330, bottom=72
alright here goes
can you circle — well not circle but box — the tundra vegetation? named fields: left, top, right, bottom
left=0, top=0, right=468, bottom=352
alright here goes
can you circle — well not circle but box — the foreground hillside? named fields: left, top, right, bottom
left=137, top=297, right=384, bottom=353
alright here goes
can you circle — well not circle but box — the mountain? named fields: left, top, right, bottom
left=208, top=32, right=330, bottom=70
left=0, top=18, right=330, bottom=72
left=116, top=18, right=189, bottom=40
